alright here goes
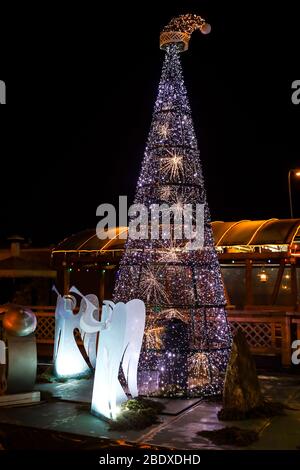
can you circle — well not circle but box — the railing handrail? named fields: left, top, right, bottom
left=1, top=306, right=299, bottom=319
left=1, top=306, right=298, bottom=367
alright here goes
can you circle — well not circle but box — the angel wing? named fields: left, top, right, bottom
left=122, top=299, right=146, bottom=398
left=78, top=294, right=99, bottom=368
left=52, top=285, right=62, bottom=362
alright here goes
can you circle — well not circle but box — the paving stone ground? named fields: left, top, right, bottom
left=0, top=373, right=299, bottom=450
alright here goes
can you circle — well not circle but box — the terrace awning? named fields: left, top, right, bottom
left=52, top=219, right=300, bottom=254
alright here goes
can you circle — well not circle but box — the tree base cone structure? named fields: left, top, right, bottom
left=218, top=330, right=264, bottom=420
left=113, top=15, right=232, bottom=398
left=218, top=330, right=286, bottom=420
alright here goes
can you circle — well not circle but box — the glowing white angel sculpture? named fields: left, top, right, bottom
left=78, top=294, right=99, bottom=368
left=52, top=286, right=90, bottom=378
left=70, top=286, right=146, bottom=420
left=121, top=299, right=146, bottom=399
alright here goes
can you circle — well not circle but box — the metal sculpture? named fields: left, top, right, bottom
left=0, top=304, right=37, bottom=394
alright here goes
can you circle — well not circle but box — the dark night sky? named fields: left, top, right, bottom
left=1, top=1, right=299, bottom=246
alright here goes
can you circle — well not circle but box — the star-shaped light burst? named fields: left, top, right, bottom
left=160, top=308, right=188, bottom=322
left=158, top=237, right=180, bottom=262
left=160, top=149, right=184, bottom=181
left=159, top=185, right=173, bottom=201
left=159, top=123, right=170, bottom=139
left=173, top=198, right=183, bottom=216
left=140, top=265, right=169, bottom=304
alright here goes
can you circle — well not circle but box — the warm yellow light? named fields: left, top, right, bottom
left=295, top=171, right=300, bottom=177
left=258, top=271, right=268, bottom=283
left=159, top=123, right=169, bottom=138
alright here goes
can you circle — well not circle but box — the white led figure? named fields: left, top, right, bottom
left=92, top=299, right=145, bottom=419
left=78, top=294, right=99, bottom=368
left=122, top=299, right=146, bottom=398
left=71, top=286, right=146, bottom=420
left=94, top=301, right=129, bottom=420
left=71, top=287, right=125, bottom=419
left=53, top=287, right=90, bottom=378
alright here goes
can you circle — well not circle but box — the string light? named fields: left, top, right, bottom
left=159, top=185, right=173, bottom=201
left=158, top=123, right=170, bottom=139
left=158, top=245, right=180, bottom=263
left=160, top=150, right=184, bottom=181
left=114, top=31, right=231, bottom=398
left=162, top=14, right=208, bottom=35
left=139, top=265, right=169, bottom=304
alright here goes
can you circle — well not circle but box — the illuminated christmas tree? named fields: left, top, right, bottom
left=114, top=15, right=231, bottom=397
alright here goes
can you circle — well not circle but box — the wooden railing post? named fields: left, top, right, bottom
left=63, top=268, right=70, bottom=295
left=245, top=259, right=253, bottom=306
left=30, top=307, right=297, bottom=367
left=291, top=264, right=298, bottom=311
left=271, top=259, right=285, bottom=305
left=281, top=313, right=292, bottom=367
left=99, top=269, right=105, bottom=302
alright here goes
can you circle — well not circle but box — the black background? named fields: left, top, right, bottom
left=0, top=1, right=299, bottom=246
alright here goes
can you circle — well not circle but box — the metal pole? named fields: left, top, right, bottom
left=288, top=169, right=293, bottom=219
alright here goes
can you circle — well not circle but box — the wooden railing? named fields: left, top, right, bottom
left=227, top=310, right=297, bottom=367
left=292, top=316, right=300, bottom=343
left=1, top=307, right=300, bottom=366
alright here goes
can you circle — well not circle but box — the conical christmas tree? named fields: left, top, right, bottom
left=114, top=15, right=231, bottom=397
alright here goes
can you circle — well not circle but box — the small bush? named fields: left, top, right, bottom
left=109, top=397, right=165, bottom=431
left=36, top=366, right=92, bottom=384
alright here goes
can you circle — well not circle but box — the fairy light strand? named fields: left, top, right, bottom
left=114, top=18, right=231, bottom=398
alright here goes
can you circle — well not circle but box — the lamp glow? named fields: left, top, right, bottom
left=258, top=270, right=268, bottom=283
